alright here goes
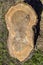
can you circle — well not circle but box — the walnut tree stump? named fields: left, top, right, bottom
left=5, top=3, right=37, bottom=62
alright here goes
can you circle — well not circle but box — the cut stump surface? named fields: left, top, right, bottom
left=5, top=3, right=37, bottom=62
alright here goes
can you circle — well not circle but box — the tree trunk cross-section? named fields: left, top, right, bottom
left=12, top=10, right=30, bottom=52
left=5, top=3, right=37, bottom=62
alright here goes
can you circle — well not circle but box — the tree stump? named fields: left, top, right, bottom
left=5, top=3, right=37, bottom=62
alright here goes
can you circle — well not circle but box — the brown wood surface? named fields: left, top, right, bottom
left=5, top=3, right=37, bottom=62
